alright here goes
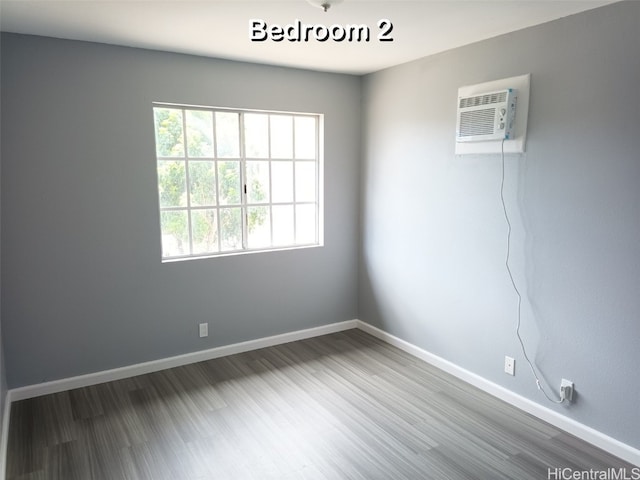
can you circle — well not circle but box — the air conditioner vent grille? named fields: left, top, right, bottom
left=456, top=88, right=515, bottom=143
left=458, top=109, right=495, bottom=137
left=459, top=91, right=507, bottom=109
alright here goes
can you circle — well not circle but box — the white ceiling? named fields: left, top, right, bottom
left=0, top=0, right=614, bottom=75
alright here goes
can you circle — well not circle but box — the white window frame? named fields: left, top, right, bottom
left=153, top=103, right=324, bottom=261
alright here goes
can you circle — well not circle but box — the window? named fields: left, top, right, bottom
left=152, top=104, right=322, bottom=260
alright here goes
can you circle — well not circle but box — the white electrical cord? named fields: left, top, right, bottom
left=500, top=139, right=564, bottom=404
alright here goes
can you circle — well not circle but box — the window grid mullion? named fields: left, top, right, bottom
left=266, top=181, right=274, bottom=247
left=315, top=117, right=320, bottom=244
left=239, top=112, right=248, bottom=250
left=181, top=109, right=194, bottom=255
left=292, top=121, right=298, bottom=244
left=212, top=113, right=222, bottom=253
left=267, top=115, right=273, bottom=247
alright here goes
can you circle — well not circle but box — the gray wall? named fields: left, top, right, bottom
left=0, top=56, right=5, bottom=426
left=360, top=1, right=640, bottom=449
left=2, top=0, right=639, bottom=455
left=0, top=34, right=360, bottom=387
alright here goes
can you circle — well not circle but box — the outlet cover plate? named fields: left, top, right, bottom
left=561, top=378, right=574, bottom=402
left=199, top=323, right=208, bottom=338
left=504, top=356, right=515, bottom=376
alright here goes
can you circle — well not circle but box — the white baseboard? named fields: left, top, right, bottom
left=9, top=319, right=358, bottom=402
left=1, top=319, right=355, bottom=479
left=0, top=393, right=10, bottom=480
left=2, top=317, right=638, bottom=475
left=355, top=320, right=640, bottom=467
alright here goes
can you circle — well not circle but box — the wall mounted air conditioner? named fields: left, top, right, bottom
left=456, top=88, right=516, bottom=143
left=454, top=74, right=530, bottom=155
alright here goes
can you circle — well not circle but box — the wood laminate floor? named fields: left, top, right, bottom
left=6, top=329, right=635, bottom=479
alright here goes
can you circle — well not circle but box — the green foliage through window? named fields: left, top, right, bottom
left=153, top=105, right=321, bottom=259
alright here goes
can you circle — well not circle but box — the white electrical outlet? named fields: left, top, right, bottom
left=504, top=356, right=515, bottom=376
left=560, top=379, right=574, bottom=402
left=199, top=323, right=208, bottom=338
